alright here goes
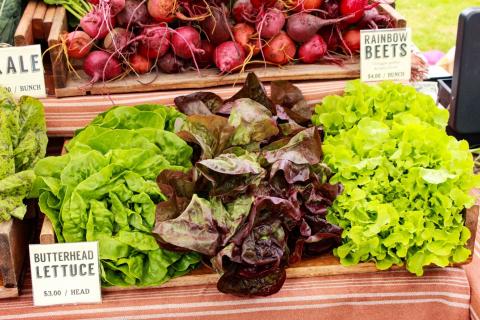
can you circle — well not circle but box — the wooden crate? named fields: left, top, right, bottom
left=0, top=204, right=36, bottom=299
left=13, top=1, right=66, bottom=96
left=47, top=3, right=406, bottom=98
left=39, top=205, right=479, bottom=291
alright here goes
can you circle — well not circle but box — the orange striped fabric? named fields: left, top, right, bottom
left=40, top=81, right=348, bottom=137
left=0, top=268, right=471, bottom=320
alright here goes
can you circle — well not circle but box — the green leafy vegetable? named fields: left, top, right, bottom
left=313, top=80, right=479, bottom=275
left=0, top=88, right=47, bottom=222
left=32, top=104, right=201, bottom=287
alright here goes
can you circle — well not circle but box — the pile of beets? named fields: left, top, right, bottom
left=64, top=0, right=393, bottom=83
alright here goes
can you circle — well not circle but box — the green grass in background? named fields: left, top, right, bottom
left=396, top=0, right=480, bottom=52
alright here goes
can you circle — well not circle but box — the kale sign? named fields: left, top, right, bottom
left=0, top=45, right=46, bottom=98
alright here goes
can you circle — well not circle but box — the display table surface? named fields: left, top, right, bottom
left=0, top=81, right=477, bottom=320
left=0, top=265, right=474, bottom=320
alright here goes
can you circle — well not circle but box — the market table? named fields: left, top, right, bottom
left=1, top=80, right=478, bottom=320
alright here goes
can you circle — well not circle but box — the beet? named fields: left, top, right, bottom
left=116, top=0, right=149, bottom=28
left=340, top=0, right=373, bottom=24
left=298, top=34, right=328, bottom=63
left=232, top=0, right=255, bottom=23
left=291, top=0, right=323, bottom=12
left=233, top=23, right=260, bottom=55
left=103, top=28, right=132, bottom=54
left=158, top=52, right=186, bottom=73
left=138, top=26, right=171, bottom=59
left=80, top=9, right=115, bottom=40
left=83, top=50, right=123, bottom=83
left=214, top=41, right=246, bottom=73
left=148, top=0, right=176, bottom=22
left=110, top=0, right=126, bottom=16
left=256, top=8, right=285, bottom=39
left=342, top=29, right=360, bottom=52
left=286, top=12, right=348, bottom=43
left=200, top=4, right=232, bottom=46
left=171, top=26, right=203, bottom=59
left=64, top=31, right=93, bottom=59
left=129, top=54, right=152, bottom=74
left=263, top=31, right=296, bottom=65
left=195, top=40, right=215, bottom=67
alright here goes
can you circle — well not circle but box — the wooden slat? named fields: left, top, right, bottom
left=43, top=6, right=56, bottom=39
left=40, top=205, right=479, bottom=291
left=48, top=7, right=68, bottom=91
left=14, top=1, right=38, bottom=46
left=0, top=205, right=36, bottom=299
left=32, top=2, right=48, bottom=40
left=40, top=217, right=55, bottom=245
left=54, top=62, right=361, bottom=97
left=379, top=3, right=406, bottom=28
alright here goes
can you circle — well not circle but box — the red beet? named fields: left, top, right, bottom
left=343, top=29, right=360, bottom=52
left=195, top=40, right=215, bottom=67
left=171, top=26, right=203, bottom=59
left=157, top=52, right=186, bottom=73
left=80, top=9, right=115, bottom=40
left=138, top=26, right=170, bottom=59
left=298, top=34, right=328, bottom=63
left=256, top=8, right=285, bottom=39
left=83, top=50, right=123, bottom=83
left=116, top=0, right=149, bottom=28
left=232, top=0, right=255, bottom=23
left=286, top=12, right=349, bottom=43
left=214, top=41, right=246, bottom=73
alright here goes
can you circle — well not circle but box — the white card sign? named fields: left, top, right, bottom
left=360, top=28, right=412, bottom=82
left=29, top=242, right=102, bottom=306
left=0, top=44, right=46, bottom=98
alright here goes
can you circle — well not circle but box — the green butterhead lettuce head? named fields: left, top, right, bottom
left=33, top=104, right=201, bottom=287
left=313, top=80, right=480, bottom=275
left=0, top=88, right=47, bottom=222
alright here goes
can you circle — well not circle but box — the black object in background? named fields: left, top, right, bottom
left=448, top=7, right=480, bottom=139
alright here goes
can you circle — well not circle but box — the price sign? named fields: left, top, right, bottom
left=360, top=28, right=412, bottom=82
left=29, top=242, right=102, bottom=306
left=0, top=44, right=46, bottom=98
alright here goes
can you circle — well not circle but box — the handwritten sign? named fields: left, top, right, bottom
left=360, top=28, right=412, bottom=82
left=0, top=45, right=46, bottom=98
left=29, top=242, right=102, bottom=306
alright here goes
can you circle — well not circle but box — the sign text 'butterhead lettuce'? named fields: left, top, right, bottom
left=29, top=242, right=102, bottom=306
left=360, top=28, right=412, bottom=82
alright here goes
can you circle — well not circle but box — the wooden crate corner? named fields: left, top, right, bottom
left=0, top=204, right=37, bottom=299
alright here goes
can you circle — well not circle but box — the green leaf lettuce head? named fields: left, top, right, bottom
left=0, top=88, right=47, bottom=222
left=313, top=80, right=480, bottom=275
left=32, top=104, right=201, bottom=287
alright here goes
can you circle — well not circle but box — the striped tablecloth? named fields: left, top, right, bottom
left=40, top=80, right=348, bottom=137
left=1, top=82, right=472, bottom=319
left=0, top=267, right=472, bottom=320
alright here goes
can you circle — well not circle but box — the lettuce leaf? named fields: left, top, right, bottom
left=33, top=104, right=200, bottom=287
left=0, top=88, right=47, bottom=222
left=313, top=80, right=479, bottom=275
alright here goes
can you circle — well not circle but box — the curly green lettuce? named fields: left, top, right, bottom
left=313, top=80, right=480, bottom=275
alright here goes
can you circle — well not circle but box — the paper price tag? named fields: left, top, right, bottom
left=0, top=44, right=46, bottom=98
left=360, top=28, right=412, bottom=82
left=29, top=242, right=102, bottom=306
